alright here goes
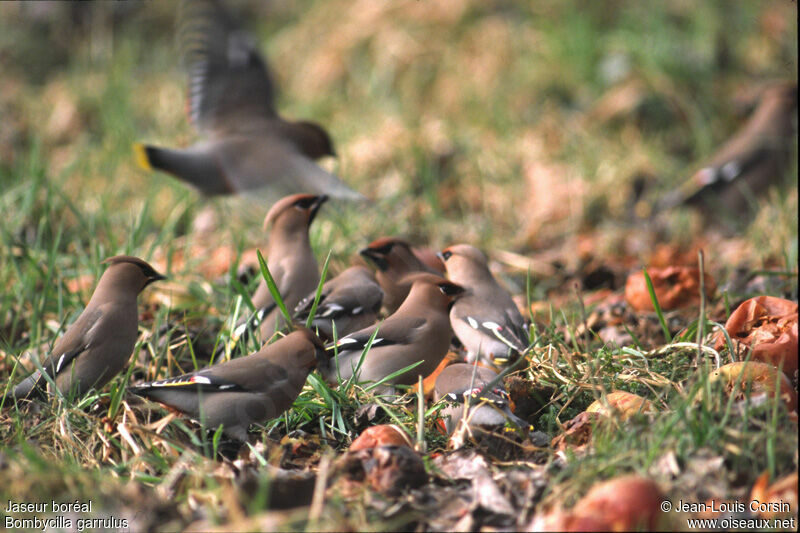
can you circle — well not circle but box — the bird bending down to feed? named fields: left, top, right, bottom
left=129, top=327, right=327, bottom=442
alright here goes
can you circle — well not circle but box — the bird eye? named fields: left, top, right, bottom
left=441, top=250, right=453, bottom=261
left=438, top=282, right=463, bottom=296
left=372, top=243, right=394, bottom=255
left=294, top=197, right=317, bottom=210
left=138, top=264, right=159, bottom=279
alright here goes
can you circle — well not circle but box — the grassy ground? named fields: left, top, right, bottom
left=0, top=1, right=797, bottom=531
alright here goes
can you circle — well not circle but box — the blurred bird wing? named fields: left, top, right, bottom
left=180, top=0, right=278, bottom=135
left=672, top=145, right=772, bottom=207
left=664, top=90, right=795, bottom=210
left=213, top=137, right=365, bottom=200
left=274, top=149, right=367, bottom=201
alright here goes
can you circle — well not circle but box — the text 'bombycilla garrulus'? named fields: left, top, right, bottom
left=129, top=327, right=326, bottom=441
left=434, top=363, right=530, bottom=435
left=134, top=0, right=363, bottom=201
left=319, top=273, right=464, bottom=392
left=360, top=237, right=443, bottom=314
left=439, top=244, right=528, bottom=366
left=237, top=194, right=326, bottom=342
left=294, top=265, right=383, bottom=341
left=4, top=256, right=164, bottom=403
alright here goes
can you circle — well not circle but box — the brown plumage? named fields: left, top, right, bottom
left=135, top=0, right=363, bottom=201
left=130, top=328, right=326, bottom=441
left=360, top=237, right=442, bottom=314
left=5, top=256, right=164, bottom=402
left=319, top=273, right=464, bottom=391
left=240, top=194, right=326, bottom=341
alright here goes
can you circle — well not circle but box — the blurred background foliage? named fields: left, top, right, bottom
left=1, top=0, right=795, bottom=241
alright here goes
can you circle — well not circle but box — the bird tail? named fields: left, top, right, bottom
left=132, top=143, right=232, bottom=195
left=132, top=142, right=154, bottom=172
left=1, top=372, right=45, bottom=407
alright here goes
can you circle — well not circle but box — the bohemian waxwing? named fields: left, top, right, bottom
left=134, top=0, right=363, bottom=201
left=662, top=81, right=797, bottom=215
left=4, top=256, right=165, bottom=402
left=129, top=327, right=326, bottom=442
left=439, top=244, right=529, bottom=366
left=433, top=363, right=530, bottom=434
left=319, top=273, right=464, bottom=390
left=293, top=265, right=383, bottom=341
left=359, top=237, right=443, bottom=314
left=237, top=194, right=326, bottom=342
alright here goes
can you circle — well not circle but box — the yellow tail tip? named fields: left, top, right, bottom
left=132, top=142, right=152, bottom=172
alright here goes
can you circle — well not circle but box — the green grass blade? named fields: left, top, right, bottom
left=256, top=249, right=293, bottom=330
left=305, top=251, right=332, bottom=329
left=362, top=360, right=425, bottom=392
left=643, top=267, right=672, bottom=343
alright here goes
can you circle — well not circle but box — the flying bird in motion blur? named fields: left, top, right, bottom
left=134, top=0, right=364, bottom=201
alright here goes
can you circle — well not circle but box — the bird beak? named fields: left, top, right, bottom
left=308, top=195, right=328, bottom=225
left=146, top=272, right=167, bottom=287
left=359, top=248, right=389, bottom=271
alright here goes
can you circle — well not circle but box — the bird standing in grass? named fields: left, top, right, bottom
left=134, top=0, right=364, bottom=201
left=319, top=273, right=464, bottom=391
left=439, top=244, right=528, bottom=367
left=3, top=256, right=165, bottom=403
left=237, top=193, right=327, bottom=342
left=129, top=327, right=327, bottom=442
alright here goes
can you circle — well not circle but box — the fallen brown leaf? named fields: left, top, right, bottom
left=625, top=266, right=716, bottom=311
left=531, top=475, right=670, bottom=532
left=586, top=390, right=657, bottom=420
left=701, top=361, right=797, bottom=414
left=349, top=424, right=413, bottom=451
left=714, top=296, right=798, bottom=379
left=750, top=471, right=798, bottom=519
left=551, top=411, right=603, bottom=453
